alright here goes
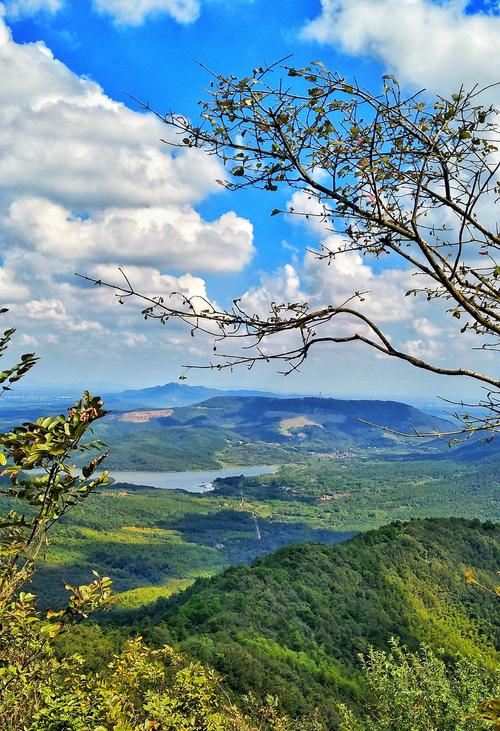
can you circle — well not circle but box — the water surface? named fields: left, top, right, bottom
left=110, top=465, right=277, bottom=493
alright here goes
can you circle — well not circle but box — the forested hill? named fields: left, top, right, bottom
left=1, top=393, right=457, bottom=470
left=164, top=395, right=453, bottom=445
left=140, top=518, right=498, bottom=722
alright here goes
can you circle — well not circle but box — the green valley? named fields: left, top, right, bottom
left=1, top=389, right=498, bottom=729
left=5, top=450, right=495, bottom=610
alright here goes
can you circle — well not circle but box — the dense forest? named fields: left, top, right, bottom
left=109, top=518, right=498, bottom=724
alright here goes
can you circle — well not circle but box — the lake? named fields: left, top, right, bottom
left=110, top=465, right=278, bottom=493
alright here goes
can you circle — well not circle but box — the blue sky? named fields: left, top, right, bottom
left=0, top=0, right=498, bottom=402
left=8, top=0, right=377, bottom=292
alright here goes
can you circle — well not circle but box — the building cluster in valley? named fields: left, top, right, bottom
left=318, top=492, right=351, bottom=502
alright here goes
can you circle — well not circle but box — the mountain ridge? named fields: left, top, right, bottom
left=94, top=393, right=458, bottom=469
left=131, top=517, right=499, bottom=722
left=102, top=381, right=299, bottom=411
left=158, top=394, right=454, bottom=447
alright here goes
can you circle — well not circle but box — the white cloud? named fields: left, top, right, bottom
left=236, top=245, right=416, bottom=364
left=403, top=337, right=442, bottom=361
left=241, top=263, right=302, bottom=317
left=413, top=317, right=443, bottom=338
left=0, top=14, right=256, bottom=372
left=0, top=18, right=225, bottom=213
left=286, top=191, right=332, bottom=236
left=302, top=241, right=414, bottom=324
left=3, top=197, right=253, bottom=273
left=92, top=0, right=200, bottom=25
left=234, top=236, right=490, bottom=377
left=2, top=0, right=200, bottom=24
left=124, top=331, right=148, bottom=348
left=0, top=263, right=30, bottom=301
left=19, top=334, right=39, bottom=347
left=3, top=0, right=61, bottom=19
left=12, top=297, right=108, bottom=335
left=303, top=0, right=500, bottom=97
left=86, top=263, right=209, bottom=301
left=0, top=50, right=221, bottom=211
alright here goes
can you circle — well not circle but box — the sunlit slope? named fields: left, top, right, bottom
left=149, top=518, right=498, bottom=720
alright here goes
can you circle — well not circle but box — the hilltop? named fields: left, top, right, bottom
left=134, top=518, right=499, bottom=722
left=155, top=395, right=453, bottom=447
left=94, top=395, right=455, bottom=469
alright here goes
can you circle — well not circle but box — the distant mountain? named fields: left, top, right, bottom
left=102, top=382, right=294, bottom=411
left=95, top=395, right=456, bottom=469
left=162, top=395, right=454, bottom=447
left=141, top=518, right=499, bottom=722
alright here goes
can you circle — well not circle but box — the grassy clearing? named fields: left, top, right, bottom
left=279, top=416, right=322, bottom=435
left=112, top=577, right=194, bottom=611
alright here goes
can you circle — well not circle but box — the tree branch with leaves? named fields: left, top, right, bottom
left=0, top=314, right=113, bottom=725
left=82, top=61, right=499, bottom=438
